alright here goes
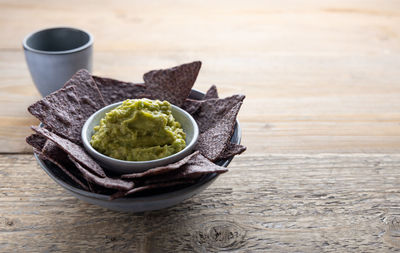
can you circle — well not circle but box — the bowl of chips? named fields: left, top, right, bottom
left=26, top=62, right=246, bottom=212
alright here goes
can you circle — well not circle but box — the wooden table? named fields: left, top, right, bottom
left=1, top=0, right=400, bottom=252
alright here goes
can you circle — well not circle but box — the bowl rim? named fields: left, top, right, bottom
left=34, top=89, right=242, bottom=201
left=81, top=100, right=199, bottom=168
left=22, top=27, right=93, bottom=55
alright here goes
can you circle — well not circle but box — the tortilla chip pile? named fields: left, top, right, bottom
left=26, top=61, right=246, bottom=199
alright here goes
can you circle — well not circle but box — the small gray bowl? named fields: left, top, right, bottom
left=82, top=101, right=199, bottom=175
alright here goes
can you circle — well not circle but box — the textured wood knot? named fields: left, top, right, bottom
left=383, top=217, right=400, bottom=248
left=5, top=219, right=14, bottom=226
left=192, top=220, right=246, bottom=252
left=0, top=217, right=16, bottom=229
left=105, top=235, right=117, bottom=243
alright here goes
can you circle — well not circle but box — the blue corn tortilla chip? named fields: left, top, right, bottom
left=31, top=126, right=106, bottom=178
left=28, top=70, right=106, bottom=144
left=181, top=99, right=203, bottom=115
left=92, top=75, right=149, bottom=105
left=193, top=94, right=245, bottom=134
left=182, top=85, right=219, bottom=114
left=69, top=157, right=134, bottom=191
left=110, top=179, right=195, bottom=199
left=35, top=149, right=89, bottom=191
left=113, top=152, right=228, bottom=199
left=31, top=127, right=134, bottom=192
left=219, top=143, right=247, bottom=159
left=195, top=102, right=243, bottom=161
left=144, top=152, right=228, bottom=184
left=28, top=86, right=85, bottom=144
left=26, top=134, right=47, bottom=151
left=121, top=151, right=200, bottom=179
left=143, top=61, right=201, bottom=106
left=63, top=69, right=106, bottom=113
left=40, top=141, right=89, bottom=191
left=204, top=85, right=219, bottom=99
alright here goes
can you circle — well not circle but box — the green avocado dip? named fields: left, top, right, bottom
left=90, top=99, right=186, bottom=161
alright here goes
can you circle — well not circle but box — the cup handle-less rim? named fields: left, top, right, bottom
left=22, top=27, right=93, bottom=55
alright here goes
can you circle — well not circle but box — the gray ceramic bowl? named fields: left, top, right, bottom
left=34, top=89, right=242, bottom=212
left=82, top=100, right=199, bottom=174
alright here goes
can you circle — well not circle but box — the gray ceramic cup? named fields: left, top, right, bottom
left=23, top=27, right=93, bottom=96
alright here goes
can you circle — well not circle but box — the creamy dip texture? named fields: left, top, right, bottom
left=90, top=99, right=186, bottom=161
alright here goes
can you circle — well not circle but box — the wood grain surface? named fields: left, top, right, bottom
left=0, top=154, right=399, bottom=252
left=1, top=0, right=400, bottom=252
left=0, top=0, right=400, bottom=153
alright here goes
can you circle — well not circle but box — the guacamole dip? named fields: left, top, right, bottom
left=90, top=99, right=186, bottom=161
